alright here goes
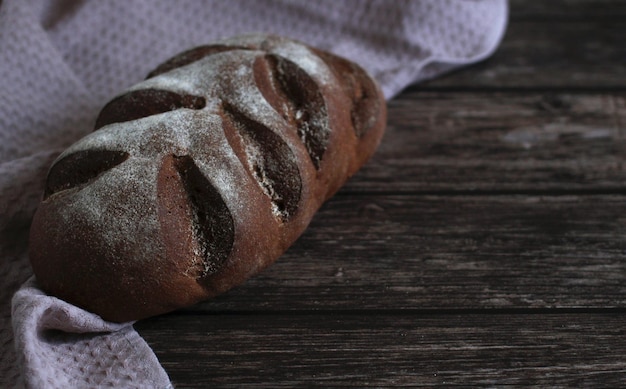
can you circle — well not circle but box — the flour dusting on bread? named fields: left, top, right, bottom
left=29, top=34, right=386, bottom=322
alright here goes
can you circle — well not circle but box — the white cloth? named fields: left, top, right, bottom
left=1, top=0, right=507, bottom=387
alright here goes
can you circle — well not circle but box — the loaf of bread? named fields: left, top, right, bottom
left=29, top=34, right=386, bottom=322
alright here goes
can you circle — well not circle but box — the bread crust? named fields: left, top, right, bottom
left=29, top=35, right=386, bottom=322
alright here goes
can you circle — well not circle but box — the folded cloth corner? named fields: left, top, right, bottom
left=12, top=277, right=172, bottom=389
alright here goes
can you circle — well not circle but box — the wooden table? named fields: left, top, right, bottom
left=136, top=1, right=626, bottom=386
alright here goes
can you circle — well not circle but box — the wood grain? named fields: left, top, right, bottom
left=420, top=19, right=625, bottom=90
left=510, top=0, right=626, bottom=20
left=345, top=91, right=626, bottom=193
left=176, top=194, right=626, bottom=312
left=137, top=312, right=626, bottom=387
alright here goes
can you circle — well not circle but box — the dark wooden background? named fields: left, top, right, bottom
left=136, top=1, right=626, bottom=386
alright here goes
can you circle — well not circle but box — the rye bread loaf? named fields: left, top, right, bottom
left=28, top=34, right=386, bottom=322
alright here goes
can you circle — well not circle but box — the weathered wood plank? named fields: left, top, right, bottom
left=177, top=194, right=626, bottom=312
left=510, top=0, right=626, bottom=20
left=137, top=312, right=626, bottom=387
left=419, top=20, right=625, bottom=89
left=344, top=91, right=626, bottom=193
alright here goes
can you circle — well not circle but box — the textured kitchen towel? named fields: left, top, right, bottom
left=1, top=0, right=507, bottom=387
